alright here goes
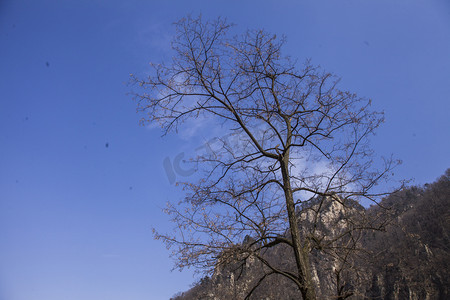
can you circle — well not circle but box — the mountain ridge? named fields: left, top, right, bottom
left=171, top=169, right=450, bottom=300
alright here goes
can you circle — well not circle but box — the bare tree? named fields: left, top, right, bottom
left=132, top=16, right=400, bottom=300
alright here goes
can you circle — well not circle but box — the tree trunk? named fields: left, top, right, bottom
left=280, top=158, right=317, bottom=300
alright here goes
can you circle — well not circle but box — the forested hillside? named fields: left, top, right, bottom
left=172, top=169, right=450, bottom=300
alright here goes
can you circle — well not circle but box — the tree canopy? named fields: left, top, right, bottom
left=132, top=16, right=401, bottom=300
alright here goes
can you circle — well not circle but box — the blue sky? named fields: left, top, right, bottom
left=1, top=0, right=449, bottom=299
